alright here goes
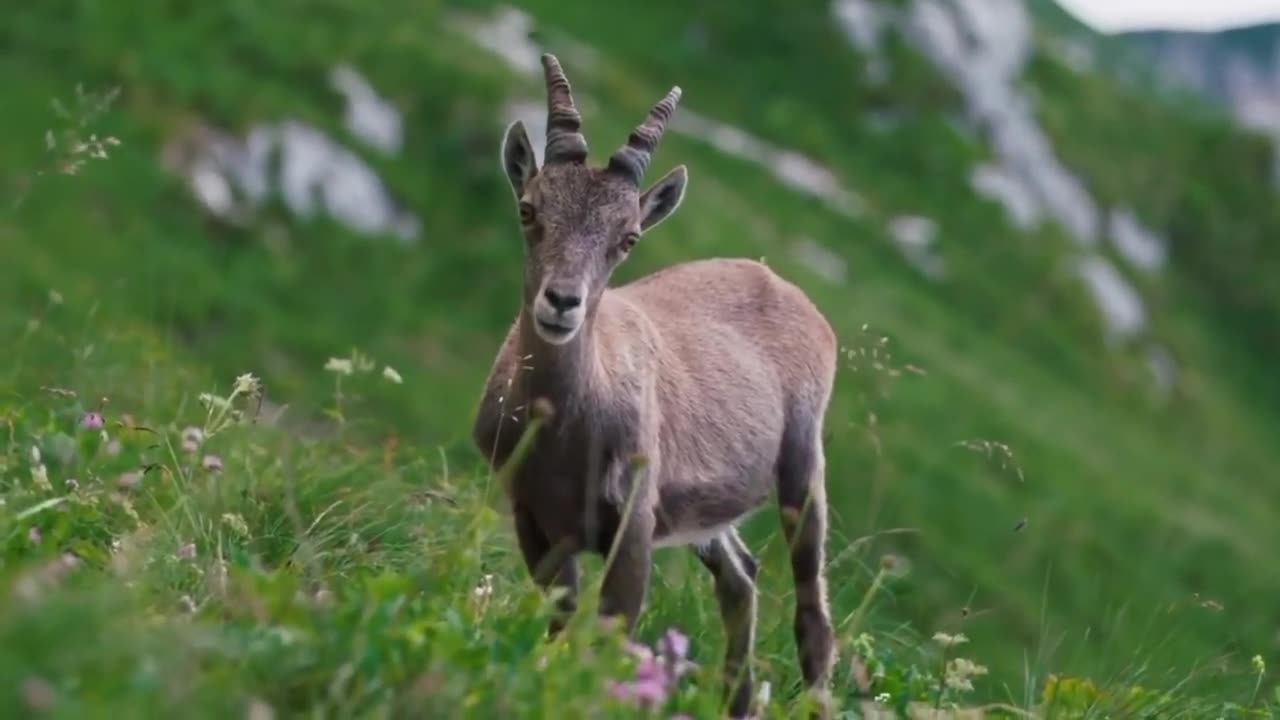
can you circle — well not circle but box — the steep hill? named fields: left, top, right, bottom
left=2, top=0, right=1278, bottom=715
left=1118, top=21, right=1280, bottom=138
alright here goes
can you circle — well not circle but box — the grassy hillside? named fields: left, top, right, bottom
left=2, top=0, right=1278, bottom=716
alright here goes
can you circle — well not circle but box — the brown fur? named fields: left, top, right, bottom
left=472, top=54, right=838, bottom=718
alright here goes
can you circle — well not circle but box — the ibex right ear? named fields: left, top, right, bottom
left=502, top=121, right=539, bottom=198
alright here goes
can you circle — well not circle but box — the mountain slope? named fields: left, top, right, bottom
left=2, top=0, right=1278, bottom=713
left=1118, top=21, right=1280, bottom=137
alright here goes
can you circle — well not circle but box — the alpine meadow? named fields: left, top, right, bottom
left=2, top=1, right=1279, bottom=718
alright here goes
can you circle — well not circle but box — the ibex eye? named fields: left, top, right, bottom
left=621, top=232, right=640, bottom=251
left=518, top=202, right=536, bottom=224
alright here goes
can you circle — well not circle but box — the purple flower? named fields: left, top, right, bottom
left=80, top=412, right=104, bottom=431
left=608, top=674, right=668, bottom=705
left=608, top=627, right=696, bottom=709
left=201, top=454, right=223, bottom=472
left=181, top=426, right=203, bottom=453
left=661, top=628, right=690, bottom=661
left=177, top=542, right=196, bottom=560
left=27, top=527, right=41, bottom=545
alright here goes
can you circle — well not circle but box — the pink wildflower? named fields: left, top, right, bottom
left=661, top=628, right=690, bottom=662
left=201, top=454, right=223, bottom=472
left=181, top=426, right=203, bottom=453
left=27, top=527, right=41, bottom=545
left=608, top=627, right=696, bottom=709
left=177, top=542, right=196, bottom=560
left=80, top=412, right=104, bottom=430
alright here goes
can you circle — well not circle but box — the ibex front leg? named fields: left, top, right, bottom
left=598, top=502, right=655, bottom=634
left=514, top=504, right=580, bottom=636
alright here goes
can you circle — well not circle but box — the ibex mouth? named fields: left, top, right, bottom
left=534, top=317, right=580, bottom=344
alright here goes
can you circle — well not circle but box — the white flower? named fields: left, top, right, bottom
left=473, top=573, right=494, bottom=601
left=933, top=632, right=969, bottom=648
left=943, top=657, right=988, bottom=694
left=381, top=365, right=403, bottom=384
left=233, top=373, right=261, bottom=397
left=221, top=513, right=249, bottom=537
left=324, top=357, right=354, bottom=375
left=31, top=464, right=51, bottom=492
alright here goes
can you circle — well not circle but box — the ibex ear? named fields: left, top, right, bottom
left=638, top=164, right=687, bottom=232
left=502, top=121, right=539, bottom=198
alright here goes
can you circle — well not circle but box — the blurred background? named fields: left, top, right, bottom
left=3, top=0, right=1280, bottom=708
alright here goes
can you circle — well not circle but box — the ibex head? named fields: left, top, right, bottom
left=501, top=54, right=688, bottom=345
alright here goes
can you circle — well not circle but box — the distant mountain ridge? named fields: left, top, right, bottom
left=1116, top=21, right=1280, bottom=137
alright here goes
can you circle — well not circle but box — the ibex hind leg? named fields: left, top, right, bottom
left=776, top=411, right=835, bottom=713
left=693, top=529, right=759, bottom=719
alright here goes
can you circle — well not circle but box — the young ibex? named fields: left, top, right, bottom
left=472, top=54, right=838, bottom=717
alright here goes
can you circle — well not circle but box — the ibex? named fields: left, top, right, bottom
left=472, top=54, right=838, bottom=718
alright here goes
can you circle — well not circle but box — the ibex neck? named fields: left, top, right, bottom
left=516, top=312, right=598, bottom=419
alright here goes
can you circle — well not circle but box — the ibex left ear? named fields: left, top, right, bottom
left=502, top=121, right=539, bottom=199
left=639, top=165, right=687, bottom=232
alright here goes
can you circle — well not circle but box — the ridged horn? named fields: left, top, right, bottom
left=607, top=86, right=682, bottom=185
left=541, top=54, right=588, bottom=163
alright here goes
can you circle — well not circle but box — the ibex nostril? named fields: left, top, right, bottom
left=543, top=287, right=582, bottom=312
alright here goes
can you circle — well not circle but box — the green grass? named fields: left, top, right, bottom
left=3, top=0, right=1280, bottom=717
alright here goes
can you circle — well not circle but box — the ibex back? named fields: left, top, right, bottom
left=472, top=54, right=839, bottom=718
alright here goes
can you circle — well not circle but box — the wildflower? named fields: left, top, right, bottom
left=661, top=628, right=689, bottom=660
left=177, top=542, right=196, bottom=560
left=31, top=463, right=52, bottom=492
left=757, top=680, right=772, bottom=707
left=179, top=594, right=198, bottom=614
left=80, top=411, right=104, bottom=430
left=202, top=454, right=224, bottom=472
left=233, top=372, right=261, bottom=397
left=105, top=439, right=122, bottom=456
left=117, top=470, right=142, bottom=489
left=473, top=573, right=494, bottom=602
left=1253, top=654, right=1266, bottom=675
left=65, top=478, right=79, bottom=491
left=608, top=627, right=696, bottom=708
left=933, top=632, right=969, bottom=648
left=221, top=513, right=249, bottom=537
left=875, top=692, right=891, bottom=704
left=382, top=365, right=403, bottom=384
left=608, top=656, right=670, bottom=705
left=181, top=426, right=204, bottom=453
left=324, top=357, right=354, bottom=375
left=30, top=445, right=41, bottom=464
left=27, top=527, right=41, bottom=545
left=944, top=657, right=988, bottom=693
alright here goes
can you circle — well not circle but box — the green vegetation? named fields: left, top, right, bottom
left=2, top=0, right=1278, bottom=716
